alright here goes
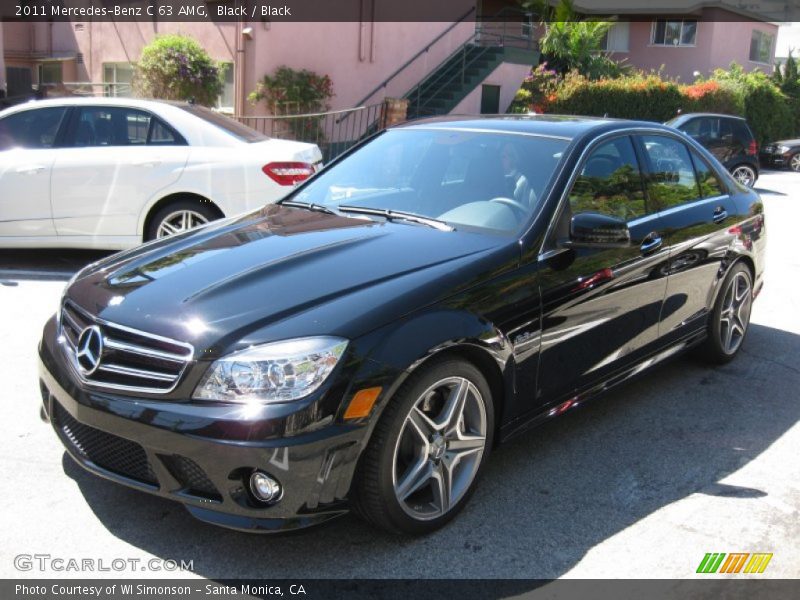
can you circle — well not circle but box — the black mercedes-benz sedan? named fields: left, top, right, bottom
left=39, top=116, right=766, bottom=535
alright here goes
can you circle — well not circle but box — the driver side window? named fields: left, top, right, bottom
left=568, top=136, right=647, bottom=221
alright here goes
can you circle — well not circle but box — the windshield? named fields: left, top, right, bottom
left=179, top=105, right=268, bottom=143
left=291, top=128, right=568, bottom=234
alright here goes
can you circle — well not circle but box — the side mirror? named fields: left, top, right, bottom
left=563, top=212, right=631, bottom=248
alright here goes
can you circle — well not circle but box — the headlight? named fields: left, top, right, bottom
left=192, top=337, right=348, bottom=404
left=779, top=145, right=791, bottom=153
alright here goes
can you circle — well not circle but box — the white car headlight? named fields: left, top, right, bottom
left=778, top=145, right=791, bottom=153
left=192, top=337, right=348, bottom=404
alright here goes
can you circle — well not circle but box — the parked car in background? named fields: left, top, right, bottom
left=665, top=113, right=759, bottom=187
left=39, top=116, right=766, bottom=535
left=0, top=97, right=322, bottom=249
left=759, top=138, right=800, bottom=172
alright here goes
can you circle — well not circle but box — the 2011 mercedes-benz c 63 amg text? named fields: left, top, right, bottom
left=39, top=116, right=766, bottom=534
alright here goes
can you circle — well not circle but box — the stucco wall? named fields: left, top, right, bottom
left=610, top=15, right=779, bottom=82
left=449, top=62, right=532, bottom=115
left=0, top=24, right=5, bottom=93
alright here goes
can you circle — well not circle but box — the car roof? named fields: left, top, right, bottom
left=394, top=114, right=672, bottom=141
left=0, top=96, right=193, bottom=115
left=669, top=112, right=748, bottom=121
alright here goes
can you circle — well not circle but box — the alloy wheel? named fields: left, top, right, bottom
left=731, top=165, right=756, bottom=187
left=392, top=376, right=487, bottom=521
left=156, top=210, right=209, bottom=238
left=790, top=154, right=800, bottom=172
left=719, top=271, right=752, bottom=355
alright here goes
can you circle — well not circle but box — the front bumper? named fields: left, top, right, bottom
left=759, top=151, right=791, bottom=167
left=38, top=319, right=369, bottom=533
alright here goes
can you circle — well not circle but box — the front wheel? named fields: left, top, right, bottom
left=352, top=359, right=494, bottom=535
left=696, top=263, right=753, bottom=364
left=789, top=153, right=800, bottom=172
left=731, top=164, right=757, bottom=187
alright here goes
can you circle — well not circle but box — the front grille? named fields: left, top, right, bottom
left=159, top=455, right=221, bottom=501
left=59, top=300, right=193, bottom=393
left=53, top=401, right=157, bottom=485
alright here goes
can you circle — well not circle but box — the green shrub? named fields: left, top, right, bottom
left=530, top=63, right=796, bottom=143
left=132, top=34, right=223, bottom=106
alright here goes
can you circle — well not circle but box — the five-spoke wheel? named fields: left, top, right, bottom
left=353, top=359, right=494, bottom=534
left=731, top=164, right=757, bottom=188
left=146, top=199, right=220, bottom=241
left=696, top=263, right=753, bottom=364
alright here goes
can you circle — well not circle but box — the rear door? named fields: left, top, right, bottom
left=51, top=106, right=188, bottom=238
left=537, top=134, right=670, bottom=403
left=636, top=133, right=739, bottom=343
left=0, top=106, right=68, bottom=238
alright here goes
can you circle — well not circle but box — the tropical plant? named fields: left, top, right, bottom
left=520, top=0, right=627, bottom=79
left=132, top=34, right=223, bottom=106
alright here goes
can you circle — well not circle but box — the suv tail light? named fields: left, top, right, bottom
left=262, top=162, right=315, bottom=186
left=747, top=140, right=758, bottom=156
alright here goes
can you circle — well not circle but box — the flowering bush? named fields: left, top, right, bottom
left=132, top=35, right=223, bottom=106
left=509, top=63, right=561, bottom=113
left=248, top=66, right=333, bottom=114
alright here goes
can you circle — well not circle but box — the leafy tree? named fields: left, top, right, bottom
left=132, top=34, right=222, bottom=106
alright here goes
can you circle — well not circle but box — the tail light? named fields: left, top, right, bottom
left=262, top=162, right=315, bottom=186
left=747, top=140, right=758, bottom=156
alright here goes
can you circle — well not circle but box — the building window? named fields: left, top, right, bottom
left=749, top=30, right=774, bottom=64
left=103, top=63, right=134, bottom=97
left=216, top=63, right=235, bottom=112
left=602, top=22, right=630, bottom=52
left=38, top=62, right=63, bottom=85
left=651, top=20, right=697, bottom=46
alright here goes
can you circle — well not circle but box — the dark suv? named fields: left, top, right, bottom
left=666, top=113, right=759, bottom=187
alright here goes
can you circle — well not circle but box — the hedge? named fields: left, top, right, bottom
left=536, top=66, right=795, bottom=144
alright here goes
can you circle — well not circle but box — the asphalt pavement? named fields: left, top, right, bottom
left=1, top=171, right=798, bottom=581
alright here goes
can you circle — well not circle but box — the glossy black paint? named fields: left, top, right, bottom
left=39, top=116, right=766, bottom=532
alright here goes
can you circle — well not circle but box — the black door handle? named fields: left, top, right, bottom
left=640, top=233, right=663, bottom=255
left=713, top=207, right=728, bottom=223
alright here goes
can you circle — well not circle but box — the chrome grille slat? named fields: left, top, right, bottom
left=58, top=300, right=194, bottom=394
left=98, top=363, right=177, bottom=382
left=103, top=338, right=187, bottom=363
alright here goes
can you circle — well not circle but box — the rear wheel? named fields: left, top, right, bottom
left=696, top=263, right=753, bottom=364
left=731, top=164, right=757, bottom=187
left=146, top=199, right=220, bottom=241
left=353, top=358, right=494, bottom=535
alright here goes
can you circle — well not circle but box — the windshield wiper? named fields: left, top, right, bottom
left=280, top=200, right=336, bottom=215
left=338, top=206, right=453, bottom=231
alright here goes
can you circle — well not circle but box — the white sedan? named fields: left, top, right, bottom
left=0, top=97, right=322, bottom=249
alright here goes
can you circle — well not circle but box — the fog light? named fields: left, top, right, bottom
left=249, top=471, right=281, bottom=502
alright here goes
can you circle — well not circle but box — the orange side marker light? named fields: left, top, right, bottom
left=344, top=387, right=382, bottom=420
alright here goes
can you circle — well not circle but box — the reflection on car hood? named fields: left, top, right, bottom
left=766, top=139, right=800, bottom=147
left=66, top=205, right=509, bottom=350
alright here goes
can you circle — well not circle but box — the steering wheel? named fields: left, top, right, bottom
left=489, top=196, right=529, bottom=215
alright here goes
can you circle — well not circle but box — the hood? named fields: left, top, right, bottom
left=67, top=205, right=512, bottom=353
left=766, top=139, right=800, bottom=147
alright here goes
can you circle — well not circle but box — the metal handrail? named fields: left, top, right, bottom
left=350, top=6, right=476, bottom=108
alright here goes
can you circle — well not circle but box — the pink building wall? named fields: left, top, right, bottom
left=450, top=62, right=532, bottom=114
left=0, top=25, right=5, bottom=93
left=610, top=18, right=778, bottom=82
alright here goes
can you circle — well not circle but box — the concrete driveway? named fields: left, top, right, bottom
left=1, top=170, right=798, bottom=581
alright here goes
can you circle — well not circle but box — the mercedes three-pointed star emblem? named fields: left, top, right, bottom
left=76, top=325, right=104, bottom=375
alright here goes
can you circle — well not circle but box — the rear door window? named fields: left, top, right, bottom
left=689, top=150, right=726, bottom=198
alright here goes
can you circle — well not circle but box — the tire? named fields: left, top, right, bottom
left=789, top=153, right=800, bottom=173
left=730, top=164, right=757, bottom=188
left=352, top=358, right=495, bottom=535
left=145, top=198, right=220, bottom=241
left=696, top=263, right=753, bottom=365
